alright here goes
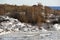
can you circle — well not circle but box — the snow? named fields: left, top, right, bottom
left=0, top=16, right=40, bottom=33
left=46, top=20, right=50, bottom=23
left=0, top=29, right=3, bottom=32
left=0, top=16, right=60, bottom=40
left=41, top=27, right=47, bottom=31
left=0, top=31, right=60, bottom=40
left=49, top=14, right=53, bottom=17
left=53, top=24, right=60, bottom=30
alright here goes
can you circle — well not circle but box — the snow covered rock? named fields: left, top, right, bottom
left=53, top=24, right=60, bottom=31
left=0, top=16, right=40, bottom=33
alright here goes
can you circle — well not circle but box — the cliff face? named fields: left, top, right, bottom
left=0, top=4, right=60, bottom=25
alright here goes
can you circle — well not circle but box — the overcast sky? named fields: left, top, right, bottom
left=0, top=0, right=60, bottom=6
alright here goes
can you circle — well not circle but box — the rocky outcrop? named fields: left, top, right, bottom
left=0, top=4, right=60, bottom=26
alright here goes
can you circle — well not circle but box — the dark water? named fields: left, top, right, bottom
left=49, top=6, right=60, bottom=10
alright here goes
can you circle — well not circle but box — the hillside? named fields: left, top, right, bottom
left=0, top=4, right=60, bottom=26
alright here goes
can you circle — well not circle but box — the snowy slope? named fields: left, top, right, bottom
left=0, top=16, right=40, bottom=35
left=0, top=16, right=60, bottom=40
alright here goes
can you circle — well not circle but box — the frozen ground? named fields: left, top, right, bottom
left=0, top=16, right=60, bottom=40
left=0, top=31, right=60, bottom=40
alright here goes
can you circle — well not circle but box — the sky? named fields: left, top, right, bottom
left=0, top=0, right=60, bottom=6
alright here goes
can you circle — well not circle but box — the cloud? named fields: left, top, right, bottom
left=40, top=0, right=60, bottom=6
left=0, top=0, right=60, bottom=6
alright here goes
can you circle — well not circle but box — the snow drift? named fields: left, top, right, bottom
left=0, top=16, right=40, bottom=33
left=0, top=16, right=60, bottom=40
left=0, top=15, right=60, bottom=35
